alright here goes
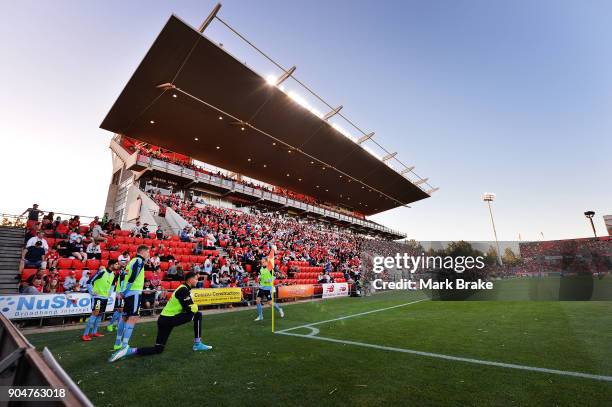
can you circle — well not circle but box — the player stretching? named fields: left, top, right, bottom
left=82, top=265, right=115, bottom=341
left=254, top=257, right=284, bottom=321
left=113, top=245, right=149, bottom=350
left=109, top=271, right=212, bottom=362
left=106, top=260, right=125, bottom=337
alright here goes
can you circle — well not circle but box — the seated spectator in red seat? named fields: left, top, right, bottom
left=193, top=240, right=205, bottom=255
left=131, top=221, right=143, bottom=237
left=46, top=249, right=59, bottom=269
left=78, top=270, right=90, bottom=292
left=89, top=216, right=100, bottom=229
left=141, top=280, right=157, bottom=310
left=90, top=222, right=107, bottom=241
left=44, top=277, right=61, bottom=293
left=26, top=230, right=49, bottom=253
left=165, top=262, right=183, bottom=281
left=146, top=254, right=161, bottom=271
left=68, top=237, right=87, bottom=262
left=23, top=241, right=46, bottom=269
left=86, top=239, right=102, bottom=260
left=155, top=225, right=166, bottom=240
left=68, top=216, right=80, bottom=232
left=55, top=240, right=71, bottom=258
left=20, top=269, right=46, bottom=294
left=55, top=219, right=70, bottom=238
left=179, top=227, right=192, bottom=243
left=140, top=223, right=150, bottom=237
left=63, top=270, right=78, bottom=292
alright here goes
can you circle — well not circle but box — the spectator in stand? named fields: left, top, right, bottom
left=141, top=280, right=157, bottom=311
left=20, top=269, right=46, bottom=294
left=179, top=227, right=191, bottom=243
left=23, top=241, right=46, bottom=269
left=56, top=240, right=71, bottom=258
left=86, top=239, right=102, bottom=260
left=21, top=203, right=43, bottom=229
left=101, top=213, right=109, bottom=227
left=89, top=216, right=100, bottom=228
left=193, top=240, right=204, bottom=255
left=68, top=216, right=80, bottom=232
left=146, top=254, right=161, bottom=272
left=26, top=231, right=49, bottom=252
left=68, top=237, right=87, bottom=262
left=90, top=222, right=107, bottom=241
left=155, top=225, right=166, bottom=240
left=78, top=270, right=90, bottom=292
left=131, top=221, right=142, bottom=237
left=55, top=219, right=70, bottom=238
left=44, top=277, right=61, bottom=293
left=69, top=230, right=83, bottom=243
left=118, top=251, right=131, bottom=267
left=140, top=223, right=150, bottom=237
left=63, top=271, right=78, bottom=292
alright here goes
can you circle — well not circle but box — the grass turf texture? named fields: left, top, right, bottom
left=28, top=288, right=612, bottom=406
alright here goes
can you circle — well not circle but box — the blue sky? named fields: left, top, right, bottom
left=1, top=0, right=610, bottom=241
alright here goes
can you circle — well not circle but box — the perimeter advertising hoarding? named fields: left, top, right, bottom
left=0, top=293, right=115, bottom=320
left=278, top=284, right=315, bottom=299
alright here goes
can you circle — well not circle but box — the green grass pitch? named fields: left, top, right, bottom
left=28, top=286, right=612, bottom=406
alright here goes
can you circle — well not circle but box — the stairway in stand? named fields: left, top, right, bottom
left=0, top=227, right=24, bottom=294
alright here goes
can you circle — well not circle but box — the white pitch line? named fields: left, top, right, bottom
left=276, top=298, right=427, bottom=334
left=277, top=332, right=612, bottom=383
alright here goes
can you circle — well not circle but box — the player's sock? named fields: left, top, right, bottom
left=83, top=316, right=95, bottom=336
left=257, top=303, right=263, bottom=318
left=273, top=302, right=283, bottom=312
left=114, top=319, right=125, bottom=347
left=109, top=310, right=121, bottom=327
left=194, top=338, right=201, bottom=344
left=122, top=323, right=135, bottom=346
left=92, top=315, right=102, bottom=334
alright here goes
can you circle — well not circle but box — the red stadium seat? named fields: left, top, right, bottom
left=21, top=268, right=38, bottom=281
left=161, top=281, right=171, bottom=290
left=86, top=259, right=100, bottom=270
left=170, top=281, right=181, bottom=289
left=109, top=251, right=120, bottom=260
left=145, top=271, right=153, bottom=281
left=160, top=262, right=169, bottom=271
left=101, top=259, right=109, bottom=268
left=56, top=258, right=73, bottom=269
left=101, top=251, right=110, bottom=260
left=115, top=236, right=125, bottom=244
left=72, top=261, right=83, bottom=270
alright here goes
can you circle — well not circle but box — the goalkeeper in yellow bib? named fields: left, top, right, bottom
left=109, top=271, right=211, bottom=362
left=254, top=244, right=284, bottom=321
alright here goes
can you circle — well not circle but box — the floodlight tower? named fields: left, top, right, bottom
left=584, top=210, right=597, bottom=238
left=482, top=193, right=503, bottom=266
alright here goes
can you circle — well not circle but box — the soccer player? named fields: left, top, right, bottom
left=106, top=260, right=125, bottom=337
left=112, top=245, right=149, bottom=350
left=254, top=257, right=284, bottom=321
left=82, top=265, right=115, bottom=341
left=109, top=271, right=212, bottom=362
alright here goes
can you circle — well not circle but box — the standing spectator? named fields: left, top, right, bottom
left=21, top=203, right=43, bottom=229
left=78, top=270, right=90, bottom=290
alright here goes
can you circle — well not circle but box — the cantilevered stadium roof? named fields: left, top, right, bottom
left=101, top=15, right=430, bottom=216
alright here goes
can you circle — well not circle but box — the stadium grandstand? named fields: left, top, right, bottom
left=2, top=8, right=437, bottom=312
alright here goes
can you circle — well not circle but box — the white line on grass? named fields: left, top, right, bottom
left=277, top=332, right=612, bottom=382
left=276, top=299, right=427, bottom=334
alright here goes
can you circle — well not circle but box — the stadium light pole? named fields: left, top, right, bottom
left=482, top=193, right=503, bottom=266
left=584, top=211, right=597, bottom=238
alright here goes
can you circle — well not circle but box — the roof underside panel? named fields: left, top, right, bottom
left=100, top=15, right=430, bottom=215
